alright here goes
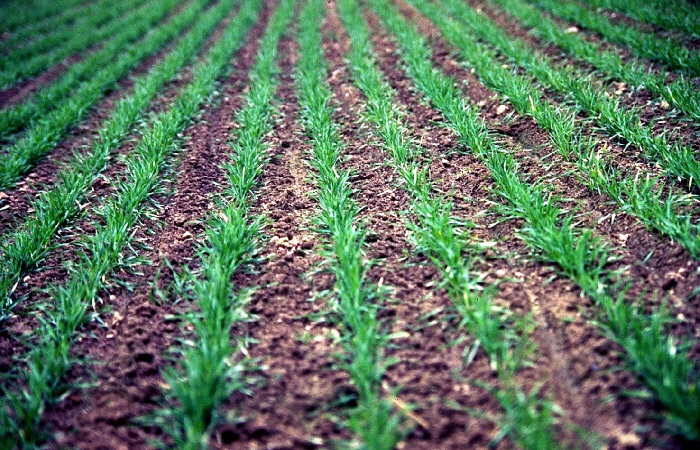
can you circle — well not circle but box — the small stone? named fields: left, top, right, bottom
left=660, top=100, right=671, bottom=109
left=182, top=231, right=193, bottom=239
left=617, top=433, right=641, bottom=447
left=566, top=26, right=579, bottom=33
left=496, top=104, right=507, bottom=115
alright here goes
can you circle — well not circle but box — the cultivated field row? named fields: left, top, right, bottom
left=0, top=0, right=699, bottom=448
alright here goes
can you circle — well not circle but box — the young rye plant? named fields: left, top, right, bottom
left=0, top=0, right=261, bottom=446
left=337, top=0, right=558, bottom=447
left=0, top=0, right=158, bottom=87
left=0, top=0, right=222, bottom=323
left=0, top=0, right=184, bottom=141
left=154, top=0, right=294, bottom=446
left=371, top=0, right=700, bottom=440
left=525, top=0, right=700, bottom=75
left=490, top=0, right=700, bottom=121
left=297, top=0, right=402, bottom=447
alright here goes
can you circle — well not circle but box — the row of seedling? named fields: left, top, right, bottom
left=0, top=0, right=211, bottom=192
left=373, top=0, right=700, bottom=441
left=0, top=0, right=226, bottom=323
left=0, top=0, right=262, bottom=446
left=0, top=0, right=185, bottom=141
left=153, top=0, right=293, bottom=447
left=296, top=0, right=402, bottom=447
left=524, top=0, right=700, bottom=75
left=581, top=0, right=700, bottom=36
left=0, top=0, right=87, bottom=35
left=338, top=0, right=561, bottom=447
left=434, top=0, right=700, bottom=194
left=0, top=0, right=161, bottom=87
left=0, top=0, right=116, bottom=52
left=405, top=0, right=700, bottom=258
left=489, top=0, right=700, bottom=121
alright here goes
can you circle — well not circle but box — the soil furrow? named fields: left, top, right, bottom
left=210, top=29, right=353, bottom=449
left=363, top=5, right=683, bottom=447
left=28, top=6, right=273, bottom=448
left=322, top=3, right=507, bottom=447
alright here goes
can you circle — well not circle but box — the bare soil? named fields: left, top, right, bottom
left=1, top=0, right=699, bottom=449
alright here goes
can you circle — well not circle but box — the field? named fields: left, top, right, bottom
left=0, top=0, right=699, bottom=448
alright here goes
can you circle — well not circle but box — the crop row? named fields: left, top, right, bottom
left=491, top=0, right=700, bottom=121
left=153, top=0, right=293, bottom=447
left=296, top=0, right=402, bottom=447
left=0, top=0, right=162, bottom=88
left=369, top=0, right=700, bottom=441
left=406, top=0, right=700, bottom=259
left=0, top=0, right=222, bottom=323
left=0, top=0, right=87, bottom=34
left=0, top=0, right=698, bottom=446
left=338, top=0, right=560, bottom=447
left=525, top=0, right=700, bottom=75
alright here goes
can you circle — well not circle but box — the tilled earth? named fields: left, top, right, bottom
left=1, top=0, right=699, bottom=449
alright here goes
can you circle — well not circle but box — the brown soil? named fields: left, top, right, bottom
left=0, top=55, right=80, bottom=108
left=366, top=1, right=700, bottom=448
left=1, top=0, right=699, bottom=449
left=37, top=4, right=274, bottom=448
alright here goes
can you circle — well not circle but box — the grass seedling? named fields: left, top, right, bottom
left=0, top=0, right=229, bottom=324
left=0, top=0, right=261, bottom=446
left=153, top=0, right=294, bottom=446
left=297, top=0, right=402, bottom=446
left=338, top=0, right=559, bottom=446
left=370, top=0, right=700, bottom=440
